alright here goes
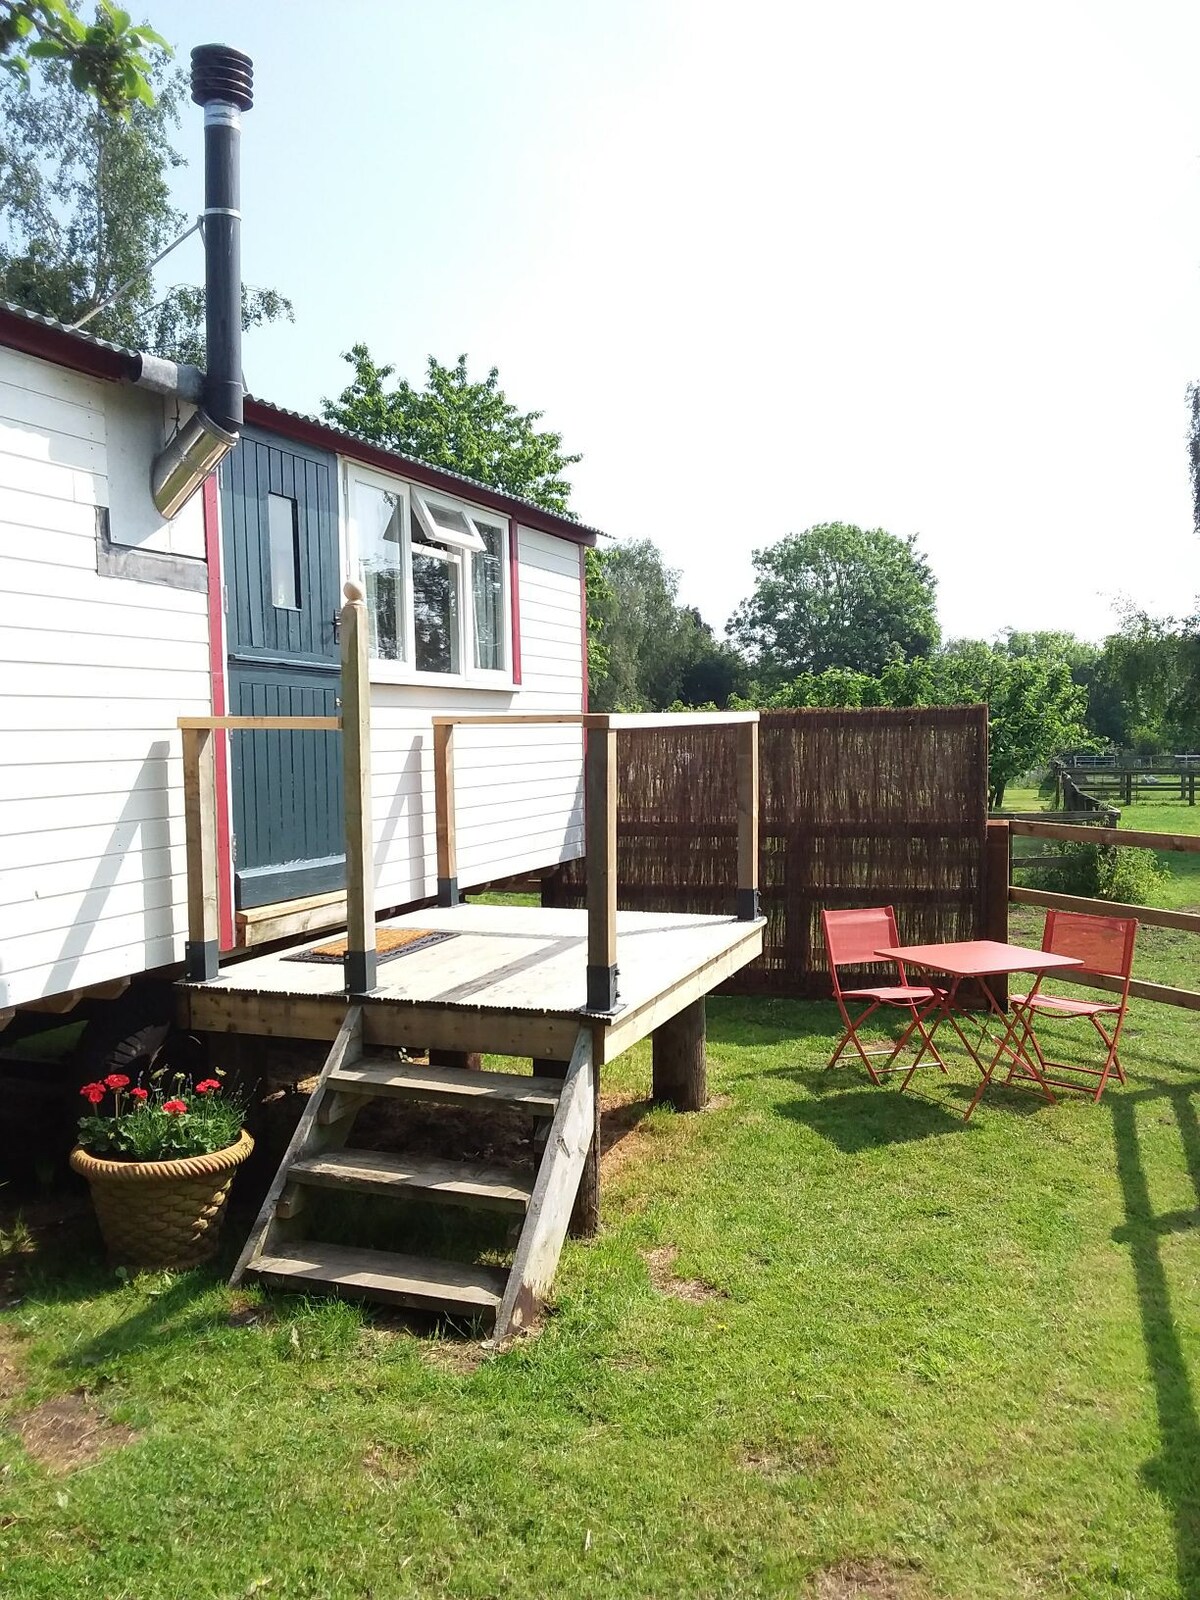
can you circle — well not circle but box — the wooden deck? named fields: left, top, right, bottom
left=180, top=903, right=764, bottom=1066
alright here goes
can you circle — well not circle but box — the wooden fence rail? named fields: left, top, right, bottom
left=998, top=817, right=1200, bottom=1011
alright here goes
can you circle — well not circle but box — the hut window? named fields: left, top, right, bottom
left=347, top=466, right=511, bottom=683
left=267, top=494, right=301, bottom=610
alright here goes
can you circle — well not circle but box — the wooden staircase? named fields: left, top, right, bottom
left=230, top=1007, right=595, bottom=1339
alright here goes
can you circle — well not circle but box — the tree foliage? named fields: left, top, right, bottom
left=0, top=0, right=167, bottom=113
left=0, top=45, right=292, bottom=358
left=586, top=540, right=745, bottom=712
left=323, top=346, right=580, bottom=515
left=742, top=639, right=1089, bottom=808
left=1093, top=607, right=1200, bottom=755
left=727, top=522, right=940, bottom=684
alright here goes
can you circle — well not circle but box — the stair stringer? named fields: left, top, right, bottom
left=493, top=1026, right=595, bottom=1341
left=230, top=1004, right=363, bottom=1287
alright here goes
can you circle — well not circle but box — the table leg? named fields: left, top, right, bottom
left=962, top=979, right=1057, bottom=1121
left=898, top=978, right=978, bottom=1090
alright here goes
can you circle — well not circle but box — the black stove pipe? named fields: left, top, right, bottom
left=150, top=44, right=253, bottom=518
left=192, top=44, right=253, bottom=433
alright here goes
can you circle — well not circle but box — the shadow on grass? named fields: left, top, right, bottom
left=776, top=1086, right=972, bottom=1152
left=1110, top=1078, right=1200, bottom=1598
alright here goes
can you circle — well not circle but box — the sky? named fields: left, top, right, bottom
left=146, top=0, right=1200, bottom=645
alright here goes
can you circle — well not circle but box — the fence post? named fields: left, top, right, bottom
left=340, top=581, right=376, bottom=996
left=585, top=720, right=618, bottom=1012
left=434, top=722, right=458, bottom=906
left=736, top=718, right=760, bottom=920
left=182, top=724, right=219, bottom=981
left=984, top=819, right=1011, bottom=1009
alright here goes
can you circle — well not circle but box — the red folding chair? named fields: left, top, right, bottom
left=1007, top=910, right=1138, bottom=1102
left=822, top=907, right=949, bottom=1085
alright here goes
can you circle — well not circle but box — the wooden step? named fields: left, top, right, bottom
left=288, top=1149, right=535, bottom=1212
left=329, top=1060, right=563, bottom=1116
left=252, top=1241, right=506, bottom=1315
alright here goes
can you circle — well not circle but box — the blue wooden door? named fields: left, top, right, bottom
left=221, top=427, right=344, bottom=908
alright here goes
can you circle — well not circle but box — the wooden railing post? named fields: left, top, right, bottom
left=182, top=724, right=219, bottom=981
left=434, top=721, right=458, bottom=906
left=736, top=717, right=760, bottom=920
left=340, top=581, right=375, bottom=996
left=983, top=819, right=1011, bottom=1009
left=585, top=720, right=618, bottom=1012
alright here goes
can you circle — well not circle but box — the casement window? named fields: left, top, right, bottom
left=347, top=467, right=512, bottom=685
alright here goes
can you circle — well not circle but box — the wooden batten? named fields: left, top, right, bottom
left=340, top=585, right=376, bottom=995
left=181, top=723, right=219, bottom=981
left=434, top=720, right=458, bottom=906
left=736, top=719, right=760, bottom=920
left=585, top=725, right=618, bottom=1011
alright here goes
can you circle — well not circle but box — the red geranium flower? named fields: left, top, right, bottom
left=104, top=1073, right=130, bottom=1090
left=195, top=1079, right=222, bottom=1095
left=79, top=1082, right=106, bottom=1105
left=129, top=1087, right=149, bottom=1101
left=163, top=1099, right=188, bottom=1116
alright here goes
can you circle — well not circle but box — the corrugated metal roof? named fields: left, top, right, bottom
left=0, top=298, right=603, bottom=543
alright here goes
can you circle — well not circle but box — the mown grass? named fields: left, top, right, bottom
left=1, top=969, right=1198, bottom=1597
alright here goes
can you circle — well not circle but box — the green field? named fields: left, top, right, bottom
left=2, top=968, right=1198, bottom=1597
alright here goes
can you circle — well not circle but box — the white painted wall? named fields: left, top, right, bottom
left=367, top=525, right=586, bottom=908
left=0, top=347, right=210, bottom=1010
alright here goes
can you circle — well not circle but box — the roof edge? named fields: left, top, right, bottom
left=244, top=400, right=597, bottom=547
left=0, top=301, right=599, bottom=548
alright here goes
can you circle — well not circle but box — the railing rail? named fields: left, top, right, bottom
left=990, top=817, right=1200, bottom=1011
left=431, top=710, right=762, bottom=1014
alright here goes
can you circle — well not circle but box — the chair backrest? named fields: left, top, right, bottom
left=1042, top=909, right=1137, bottom=981
left=822, top=907, right=901, bottom=996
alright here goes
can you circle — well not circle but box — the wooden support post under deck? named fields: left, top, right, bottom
left=736, top=718, right=760, bottom=921
left=434, top=721, right=458, bottom=906
left=585, top=722, right=619, bottom=1012
left=652, top=998, right=707, bottom=1111
left=182, top=724, right=219, bottom=981
left=340, top=583, right=376, bottom=996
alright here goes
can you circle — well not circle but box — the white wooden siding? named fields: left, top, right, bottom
left=0, top=347, right=210, bottom=1009
left=367, top=524, right=585, bottom=909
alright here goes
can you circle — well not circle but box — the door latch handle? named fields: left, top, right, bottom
left=330, top=610, right=341, bottom=642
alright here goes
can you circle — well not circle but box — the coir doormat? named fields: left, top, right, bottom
left=285, top=927, right=456, bottom=966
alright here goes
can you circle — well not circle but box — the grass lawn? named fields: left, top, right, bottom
left=2, top=962, right=1199, bottom=1597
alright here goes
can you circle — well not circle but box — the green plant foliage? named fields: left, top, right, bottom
left=726, top=522, right=940, bottom=684
left=0, top=43, right=292, bottom=357
left=323, top=346, right=580, bottom=515
left=0, top=0, right=168, bottom=114
left=1037, top=842, right=1170, bottom=905
left=586, top=539, right=746, bottom=711
left=76, top=1074, right=245, bottom=1160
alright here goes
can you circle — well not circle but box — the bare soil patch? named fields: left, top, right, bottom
left=599, top=1093, right=653, bottom=1177
left=643, top=1244, right=726, bottom=1303
left=362, top=1441, right=418, bottom=1486
left=703, top=1093, right=734, bottom=1112
left=226, top=1293, right=275, bottom=1329
left=12, top=1392, right=138, bottom=1475
left=422, top=1336, right=492, bottom=1375
left=811, top=1559, right=922, bottom=1599
left=740, top=1437, right=836, bottom=1479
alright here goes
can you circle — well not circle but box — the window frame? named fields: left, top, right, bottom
left=344, top=461, right=513, bottom=689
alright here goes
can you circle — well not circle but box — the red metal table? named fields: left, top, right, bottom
left=875, top=940, right=1084, bottom=1120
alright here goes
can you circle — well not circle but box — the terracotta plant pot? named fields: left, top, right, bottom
left=70, top=1131, right=254, bottom=1269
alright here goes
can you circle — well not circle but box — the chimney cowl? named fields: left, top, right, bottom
left=190, top=44, right=253, bottom=111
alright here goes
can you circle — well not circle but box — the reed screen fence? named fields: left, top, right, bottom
left=546, top=705, right=989, bottom=997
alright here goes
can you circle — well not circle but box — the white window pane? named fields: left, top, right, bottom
left=413, top=489, right=485, bottom=551
left=355, top=481, right=405, bottom=661
left=413, top=550, right=461, bottom=674
left=268, top=494, right=300, bottom=610
left=472, top=520, right=505, bottom=671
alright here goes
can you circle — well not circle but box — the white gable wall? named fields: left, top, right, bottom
left=0, top=347, right=210, bottom=1010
